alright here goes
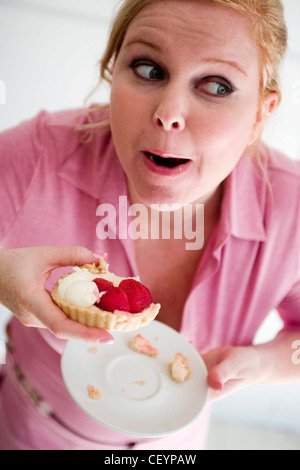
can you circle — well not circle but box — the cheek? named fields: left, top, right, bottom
left=110, top=81, right=149, bottom=176
left=111, top=78, right=148, bottom=115
left=111, top=88, right=156, bottom=170
left=110, top=84, right=132, bottom=149
left=193, top=101, right=259, bottom=181
left=199, top=101, right=259, bottom=153
left=110, top=82, right=148, bottom=140
left=110, top=84, right=129, bottom=128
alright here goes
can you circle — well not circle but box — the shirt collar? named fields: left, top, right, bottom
left=57, top=129, right=127, bottom=203
left=220, top=152, right=267, bottom=242
left=49, top=107, right=127, bottom=204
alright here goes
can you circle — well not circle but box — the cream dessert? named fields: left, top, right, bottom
left=56, top=269, right=100, bottom=307
left=51, top=258, right=160, bottom=332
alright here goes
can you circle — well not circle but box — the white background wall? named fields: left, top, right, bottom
left=0, top=0, right=300, bottom=449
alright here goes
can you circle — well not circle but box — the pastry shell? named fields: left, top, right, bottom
left=51, top=261, right=160, bottom=332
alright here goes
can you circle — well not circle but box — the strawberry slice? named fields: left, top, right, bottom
left=98, top=286, right=131, bottom=313
left=119, top=279, right=153, bottom=313
left=93, top=278, right=114, bottom=293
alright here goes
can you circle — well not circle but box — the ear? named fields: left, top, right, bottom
left=262, top=91, right=279, bottom=118
left=249, top=92, right=279, bottom=145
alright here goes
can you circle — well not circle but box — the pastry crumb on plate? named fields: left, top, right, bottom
left=129, top=334, right=159, bottom=357
left=169, top=353, right=191, bottom=383
left=87, top=385, right=101, bottom=400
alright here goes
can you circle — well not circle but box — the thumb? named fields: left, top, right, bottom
left=42, top=245, right=106, bottom=270
left=41, top=246, right=107, bottom=292
left=203, top=347, right=239, bottom=391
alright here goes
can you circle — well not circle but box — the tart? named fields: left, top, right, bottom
left=51, top=258, right=160, bottom=332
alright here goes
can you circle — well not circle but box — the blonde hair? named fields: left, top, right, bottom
left=76, top=0, right=287, bottom=141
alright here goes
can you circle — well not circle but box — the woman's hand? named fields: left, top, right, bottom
left=202, top=345, right=265, bottom=402
left=203, top=332, right=300, bottom=401
left=0, top=245, right=114, bottom=344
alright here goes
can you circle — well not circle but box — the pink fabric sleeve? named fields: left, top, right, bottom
left=277, top=274, right=300, bottom=332
left=0, top=112, right=45, bottom=242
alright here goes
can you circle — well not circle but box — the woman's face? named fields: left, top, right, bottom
left=110, top=0, right=274, bottom=207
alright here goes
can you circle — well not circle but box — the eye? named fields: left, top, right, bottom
left=198, top=77, right=233, bottom=97
left=132, top=62, right=163, bottom=81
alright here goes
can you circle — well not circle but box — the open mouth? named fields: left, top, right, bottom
left=145, top=151, right=190, bottom=168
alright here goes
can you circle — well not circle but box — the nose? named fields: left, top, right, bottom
left=153, top=88, right=186, bottom=132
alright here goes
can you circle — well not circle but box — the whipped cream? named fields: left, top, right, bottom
left=63, top=279, right=100, bottom=307
left=57, top=269, right=100, bottom=307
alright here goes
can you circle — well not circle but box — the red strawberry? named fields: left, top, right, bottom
left=119, top=279, right=153, bottom=313
left=93, top=278, right=114, bottom=293
left=98, top=287, right=131, bottom=313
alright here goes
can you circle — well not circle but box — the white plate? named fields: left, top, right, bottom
left=61, top=320, right=208, bottom=438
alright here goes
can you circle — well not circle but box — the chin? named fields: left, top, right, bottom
left=133, top=183, right=191, bottom=210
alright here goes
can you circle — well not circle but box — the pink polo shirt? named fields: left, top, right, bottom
left=0, top=107, right=300, bottom=450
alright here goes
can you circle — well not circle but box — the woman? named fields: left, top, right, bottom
left=0, top=0, right=299, bottom=450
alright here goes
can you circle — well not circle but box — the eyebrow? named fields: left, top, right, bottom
left=202, top=58, right=248, bottom=77
left=124, top=39, right=248, bottom=77
left=124, top=38, right=162, bottom=52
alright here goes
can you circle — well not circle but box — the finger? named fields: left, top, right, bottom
left=207, top=352, right=243, bottom=391
left=207, top=363, right=243, bottom=403
left=207, top=367, right=224, bottom=391
left=202, top=347, right=231, bottom=390
left=52, top=314, right=115, bottom=344
left=18, top=313, right=46, bottom=329
left=41, top=246, right=106, bottom=271
left=35, top=290, right=114, bottom=344
left=202, top=348, right=225, bottom=371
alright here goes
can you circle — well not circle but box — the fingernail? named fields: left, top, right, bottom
left=93, top=252, right=107, bottom=259
left=216, top=380, right=223, bottom=391
left=99, top=337, right=114, bottom=345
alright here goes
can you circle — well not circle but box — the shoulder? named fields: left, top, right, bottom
left=258, top=143, right=300, bottom=234
left=0, top=105, right=110, bottom=159
left=40, top=105, right=110, bottom=133
left=38, top=105, right=110, bottom=157
left=251, top=143, right=300, bottom=203
left=261, top=143, right=300, bottom=184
